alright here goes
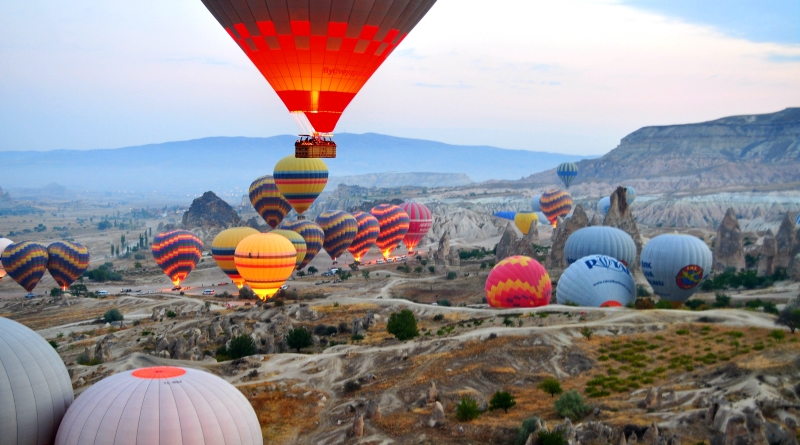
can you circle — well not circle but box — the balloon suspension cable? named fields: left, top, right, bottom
left=291, top=112, right=316, bottom=136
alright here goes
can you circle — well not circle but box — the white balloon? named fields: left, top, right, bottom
left=641, top=234, right=712, bottom=303
left=565, top=227, right=636, bottom=266
left=531, top=195, right=541, bottom=212
left=597, top=197, right=611, bottom=216
left=556, top=254, right=636, bottom=307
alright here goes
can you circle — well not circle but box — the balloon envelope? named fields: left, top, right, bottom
left=273, top=156, right=328, bottom=215
left=316, top=211, right=357, bottom=260
left=249, top=175, right=292, bottom=228
left=641, top=234, right=712, bottom=303
left=1, top=241, right=48, bottom=292
left=565, top=227, right=636, bottom=267
left=271, top=229, right=308, bottom=269
left=152, top=230, right=203, bottom=287
left=514, top=211, right=539, bottom=235
left=540, top=189, right=573, bottom=226
left=485, top=256, right=551, bottom=308
left=200, top=0, right=437, bottom=134
left=371, top=204, right=410, bottom=259
left=624, top=186, right=637, bottom=204
left=234, top=233, right=296, bottom=299
left=557, top=254, right=636, bottom=307
left=494, top=211, right=516, bottom=221
left=400, top=202, right=433, bottom=254
left=347, top=212, right=380, bottom=262
left=531, top=195, right=541, bottom=212
left=212, top=227, right=260, bottom=288
left=47, top=241, right=90, bottom=291
left=557, top=162, right=578, bottom=188
left=279, top=219, right=324, bottom=270
left=597, top=196, right=611, bottom=216
left=0, top=237, right=13, bottom=280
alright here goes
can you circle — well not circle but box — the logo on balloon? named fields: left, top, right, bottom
left=676, top=265, right=703, bottom=290
left=584, top=256, right=631, bottom=276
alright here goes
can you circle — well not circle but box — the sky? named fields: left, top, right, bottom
left=0, top=0, right=798, bottom=156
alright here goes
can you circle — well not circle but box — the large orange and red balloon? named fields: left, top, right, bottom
left=399, top=202, right=432, bottom=254
left=347, top=211, right=380, bottom=262
left=47, top=241, right=90, bottom=291
left=371, top=204, right=409, bottom=259
left=0, top=241, right=49, bottom=292
left=234, top=233, right=297, bottom=300
left=152, top=230, right=203, bottom=287
left=485, top=256, right=552, bottom=308
left=249, top=175, right=292, bottom=228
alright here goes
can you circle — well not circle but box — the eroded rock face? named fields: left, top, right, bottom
left=547, top=205, right=590, bottom=279
left=495, top=224, right=520, bottom=262
left=713, top=208, right=745, bottom=272
left=775, top=213, right=797, bottom=270
left=758, top=230, right=778, bottom=276
left=434, top=231, right=451, bottom=267
left=94, top=334, right=114, bottom=363
left=182, top=191, right=242, bottom=229
left=603, top=187, right=644, bottom=270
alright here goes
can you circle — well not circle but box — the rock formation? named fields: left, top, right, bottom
left=774, top=213, right=797, bottom=270
left=495, top=225, right=520, bottom=262
left=434, top=232, right=451, bottom=267
left=713, top=208, right=745, bottom=272
left=603, top=187, right=644, bottom=270
left=426, top=381, right=438, bottom=403
left=351, top=412, right=364, bottom=437
left=757, top=230, right=778, bottom=276
left=182, top=191, right=242, bottom=229
left=428, top=401, right=445, bottom=427
left=547, top=204, right=590, bottom=279
left=93, top=334, right=114, bottom=363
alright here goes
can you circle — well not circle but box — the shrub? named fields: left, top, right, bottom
left=433, top=314, right=444, bottom=322
left=554, top=390, right=589, bottom=420
left=580, top=327, right=593, bottom=340
left=713, top=293, right=731, bottom=308
left=387, top=309, right=419, bottom=341
left=515, top=417, right=543, bottom=445
left=635, top=298, right=655, bottom=310
left=636, top=285, right=652, bottom=297
left=286, top=327, right=313, bottom=352
left=49, top=340, right=58, bottom=349
left=489, top=391, right=516, bottom=413
left=446, top=271, right=457, bottom=280
left=775, top=307, right=800, bottom=333
left=227, top=334, right=256, bottom=359
left=344, top=380, right=361, bottom=393
left=456, top=395, right=480, bottom=421
left=437, top=299, right=452, bottom=307
left=654, top=299, right=675, bottom=309
left=684, top=299, right=705, bottom=310
left=538, top=377, right=563, bottom=397
left=503, top=316, right=514, bottom=327
left=239, top=287, right=257, bottom=300
left=676, top=329, right=690, bottom=335
left=77, top=353, right=101, bottom=366
left=428, top=266, right=435, bottom=274
left=351, top=334, right=364, bottom=342
left=166, top=310, right=177, bottom=318
left=769, top=329, right=786, bottom=341
left=538, top=430, right=567, bottom=445
left=338, top=321, right=351, bottom=334
left=103, top=308, right=124, bottom=323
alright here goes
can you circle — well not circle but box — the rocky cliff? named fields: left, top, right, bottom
left=182, top=191, right=242, bottom=229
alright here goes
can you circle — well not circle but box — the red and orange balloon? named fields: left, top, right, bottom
left=485, top=256, right=552, bottom=308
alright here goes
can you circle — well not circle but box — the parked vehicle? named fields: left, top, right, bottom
left=97, top=290, right=109, bottom=297
left=24, top=293, right=35, bottom=299
left=202, top=289, right=215, bottom=296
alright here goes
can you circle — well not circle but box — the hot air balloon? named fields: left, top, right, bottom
left=641, top=234, right=712, bottom=304
left=1, top=316, right=74, bottom=445
left=47, top=241, right=90, bottom=291
left=514, top=211, right=539, bottom=235
left=371, top=204, right=410, bottom=259
left=485, top=256, right=551, bottom=308
left=55, top=366, right=261, bottom=445
left=280, top=219, right=324, bottom=270
left=400, top=202, right=433, bottom=254
left=316, top=211, right=357, bottom=261
left=624, top=186, right=637, bottom=204
left=1, top=241, right=48, bottom=293
left=273, top=155, right=328, bottom=216
left=249, top=175, right=292, bottom=228
left=271, top=229, right=308, bottom=269
left=556, top=254, right=636, bottom=307
left=0, top=237, right=13, bottom=280
left=557, top=162, right=578, bottom=188
left=212, top=227, right=260, bottom=288
left=152, top=230, right=203, bottom=288
left=494, top=211, right=516, bottom=221
left=531, top=195, right=541, bottom=212
left=200, top=0, right=437, bottom=158
left=347, top=211, right=380, bottom=262
left=234, top=233, right=296, bottom=299
left=540, top=189, right=573, bottom=227
left=597, top=196, right=611, bottom=216
left=565, top=227, right=636, bottom=267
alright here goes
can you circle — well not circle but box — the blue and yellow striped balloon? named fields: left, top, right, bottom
left=212, top=227, right=259, bottom=288
left=316, top=211, right=358, bottom=261
left=270, top=229, right=307, bottom=269
left=347, top=212, right=380, bottom=262
left=279, top=219, right=324, bottom=270
left=47, top=241, right=90, bottom=290
left=273, top=156, right=328, bottom=216
left=249, top=175, right=292, bottom=228
left=371, top=204, right=410, bottom=259
left=557, top=162, right=579, bottom=188
left=1, top=241, right=49, bottom=292
left=152, top=230, right=203, bottom=287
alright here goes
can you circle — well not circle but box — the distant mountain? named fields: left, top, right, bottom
left=0, top=133, right=590, bottom=197
left=329, top=172, right=472, bottom=189
left=526, top=108, right=800, bottom=193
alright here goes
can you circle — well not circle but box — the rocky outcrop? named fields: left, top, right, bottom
left=434, top=232, right=451, bottom=267
left=713, top=208, right=745, bottom=272
left=93, top=334, right=114, bottom=363
left=427, top=381, right=438, bottom=403
left=495, top=225, right=519, bottom=262
left=182, top=191, right=242, bottom=229
left=428, top=401, right=445, bottom=427
left=547, top=205, right=590, bottom=279
left=758, top=230, right=778, bottom=276
left=774, top=213, right=797, bottom=270
left=351, top=412, right=364, bottom=437
left=604, top=187, right=644, bottom=270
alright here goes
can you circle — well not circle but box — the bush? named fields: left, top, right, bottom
left=580, top=327, right=593, bottom=340
left=84, top=263, right=122, bottom=282
left=433, top=314, right=444, bottom=322
left=166, top=310, right=177, bottom=318
left=554, top=390, right=589, bottom=420
left=489, top=391, right=516, bottom=413
left=635, top=298, right=655, bottom=310
left=456, top=395, right=480, bottom=421
left=344, top=380, right=361, bottom=393
left=103, top=308, right=123, bottom=323
left=538, top=430, right=567, bottom=445
left=775, top=307, right=800, bottom=333
left=49, top=340, right=58, bottom=349
left=446, top=271, right=457, bottom=280
left=437, top=299, right=452, bottom=307
left=351, top=334, right=364, bottom=342
left=227, top=334, right=256, bottom=359
left=387, top=309, right=419, bottom=341
left=134, top=253, right=146, bottom=260
left=515, top=417, right=543, bottom=445
left=239, top=287, right=257, bottom=300
left=286, top=327, right=313, bottom=352
left=769, top=329, right=786, bottom=341
left=654, top=299, right=674, bottom=309
left=538, top=377, right=563, bottom=397
left=684, top=299, right=705, bottom=310
left=338, top=321, right=351, bottom=334
left=636, top=285, right=652, bottom=297
left=77, top=353, right=101, bottom=366
left=713, top=293, right=731, bottom=308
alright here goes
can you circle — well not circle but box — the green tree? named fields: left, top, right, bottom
left=776, top=307, right=800, bottom=333
left=69, top=283, right=87, bottom=296
left=349, top=261, right=360, bottom=271
left=387, top=309, right=419, bottom=341
left=103, top=308, right=124, bottom=323
left=239, top=287, right=257, bottom=300
left=228, top=334, right=256, bottom=359
left=307, top=266, right=318, bottom=276
left=50, top=287, right=63, bottom=297
left=48, top=340, right=59, bottom=350
left=456, top=395, right=480, bottom=421
left=110, top=244, right=114, bottom=256
left=538, top=377, right=563, bottom=398
left=414, top=266, right=423, bottom=274
left=286, top=327, right=313, bottom=352
left=362, top=270, right=370, bottom=280
left=428, top=266, right=435, bottom=274
left=489, top=391, right=516, bottom=413
left=580, top=327, right=593, bottom=340
left=554, top=390, right=589, bottom=420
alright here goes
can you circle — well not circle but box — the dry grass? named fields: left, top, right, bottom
left=243, top=383, right=327, bottom=444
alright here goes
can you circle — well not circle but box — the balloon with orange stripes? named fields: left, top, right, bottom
left=484, top=256, right=552, bottom=308
left=152, top=230, right=203, bottom=288
left=234, top=233, right=297, bottom=300
left=370, top=204, right=409, bottom=259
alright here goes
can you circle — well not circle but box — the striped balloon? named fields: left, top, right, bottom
left=1, top=241, right=49, bottom=292
left=249, top=175, right=292, bottom=228
left=234, top=233, right=296, bottom=300
left=540, top=189, right=573, bottom=227
left=279, top=219, right=324, bottom=270
left=270, top=229, right=307, bottom=269
left=347, top=212, right=380, bottom=262
left=152, top=230, right=203, bottom=287
left=0, top=237, right=13, bottom=280
left=557, top=162, right=579, bottom=188
left=371, top=204, right=410, bottom=259
left=400, top=202, right=433, bottom=254
left=212, top=227, right=260, bottom=288
left=514, top=211, right=539, bottom=235
left=485, top=255, right=552, bottom=308
left=316, top=211, right=357, bottom=261
left=273, top=155, right=328, bottom=215
left=47, top=241, right=90, bottom=290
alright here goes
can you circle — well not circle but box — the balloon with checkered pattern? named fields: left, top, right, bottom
left=484, top=256, right=552, bottom=308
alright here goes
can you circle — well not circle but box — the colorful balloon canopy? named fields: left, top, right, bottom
left=212, top=227, right=260, bottom=288
left=641, top=234, right=713, bottom=304
left=514, top=211, right=539, bottom=235
left=493, top=211, right=516, bottom=221
left=565, top=227, right=636, bottom=267
left=1, top=241, right=49, bottom=292
left=200, top=0, right=436, bottom=135
left=556, top=254, right=636, bottom=307
left=485, top=256, right=552, bottom=308
left=279, top=219, right=324, bottom=270
left=316, top=211, right=357, bottom=261
left=597, top=196, right=611, bottom=216
left=540, top=189, right=573, bottom=226
left=249, top=175, right=292, bottom=228
left=400, top=202, right=433, bottom=254
left=0, top=237, right=13, bottom=280
left=531, top=195, right=541, bottom=212
left=371, top=204, right=409, bottom=259
left=557, top=162, right=578, bottom=188
left=234, top=233, right=296, bottom=300
left=152, top=230, right=203, bottom=287
left=47, top=241, right=90, bottom=291
left=55, top=367, right=262, bottom=445
left=271, top=229, right=308, bottom=269
left=347, top=211, right=380, bottom=262
left=273, top=155, right=328, bottom=215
